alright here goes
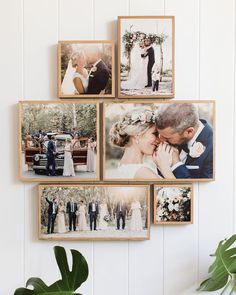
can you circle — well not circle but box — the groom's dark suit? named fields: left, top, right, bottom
left=115, top=201, right=128, bottom=230
left=87, top=60, right=109, bottom=94
left=66, top=201, right=78, bottom=231
left=88, top=201, right=99, bottom=230
left=142, top=46, right=155, bottom=87
left=173, top=120, right=213, bottom=179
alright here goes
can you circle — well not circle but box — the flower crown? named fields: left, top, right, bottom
left=129, top=110, right=156, bottom=125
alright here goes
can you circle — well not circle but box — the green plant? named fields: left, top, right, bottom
left=14, top=246, right=89, bottom=295
left=198, top=234, right=236, bottom=294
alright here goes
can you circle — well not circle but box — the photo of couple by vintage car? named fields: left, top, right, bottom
left=59, top=41, right=114, bottom=97
left=19, top=101, right=99, bottom=181
left=154, top=185, right=192, bottom=224
left=39, top=185, right=150, bottom=240
left=118, top=16, right=174, bottom=98
left=104, top=101, right=214, bottom=181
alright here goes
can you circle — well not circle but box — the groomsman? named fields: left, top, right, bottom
left=115, top=200, right=128, bottom=230
left=45, top=197, right=58, bottom=234
left=66, top=197, right=78, bottom=231
left=88, top=198, right=99, bottom=230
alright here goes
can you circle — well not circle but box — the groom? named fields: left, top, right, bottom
left=85, top=45, right=110, bottom=94
left=141, top=38, right=155, bottom=87
left=154, top=103, right=213, bottom=179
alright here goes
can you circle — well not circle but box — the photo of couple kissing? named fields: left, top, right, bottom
left=105, top=102, right=214, bottom=180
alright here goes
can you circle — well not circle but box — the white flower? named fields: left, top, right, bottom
left=131, top=113, right=140, bottom=122
left=189, top=141, right=206, bottom=158
left=139, top=112, right=147, bottom=124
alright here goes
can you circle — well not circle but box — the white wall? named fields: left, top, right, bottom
left=0, top=0, right=235, bottom=294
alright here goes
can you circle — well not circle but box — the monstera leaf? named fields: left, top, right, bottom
left=14, top=246, right=89, bottom=295
left=198, top=234, right=236, bottom=294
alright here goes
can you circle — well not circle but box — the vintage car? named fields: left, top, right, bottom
left=25, top=134, right=88, bottom=175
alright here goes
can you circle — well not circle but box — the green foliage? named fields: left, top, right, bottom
left=197, top=234, right=236, bottom=294
left=14, top=246, right=89, bottom=295
left=22, top=104, right=97, bottom=140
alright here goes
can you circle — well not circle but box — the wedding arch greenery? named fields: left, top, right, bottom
left=122, top=28, right=167, bottom=77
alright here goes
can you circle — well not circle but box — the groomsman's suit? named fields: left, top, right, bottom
left=115, top=201, right=128, bottom=230
left=45, top=197, right=58, bottom=234
left=87, top=59, right=110, bottom=94
left=172, top=119, right=213, bottom=179
left=66, top=200, right=78, bottom=231
left=88, top=201, right=99, bottom=230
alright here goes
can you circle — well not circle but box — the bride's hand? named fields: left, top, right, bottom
left=152, top=143, right=176, bottom=179
left=152, top=142, right=173, bottom=169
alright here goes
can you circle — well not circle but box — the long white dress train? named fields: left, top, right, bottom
left=63, top=143, right=75, bottom=176
left=130, top=201, right=143, bottom=231
left=121, top=44, right=148, bottom=90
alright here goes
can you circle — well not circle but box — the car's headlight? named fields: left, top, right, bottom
left=34, top=155, right=40, bottom=162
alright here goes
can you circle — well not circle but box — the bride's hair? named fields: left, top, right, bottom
left=109, top=109, right=154, bottom=147
left=71, top=51, right=85, bottom=68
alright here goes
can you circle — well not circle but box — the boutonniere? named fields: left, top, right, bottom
left=90, top=66, right=97, bottom=73
left=189, top=141, right=206, bottom=158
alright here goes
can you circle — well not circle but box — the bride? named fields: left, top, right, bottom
left=109, top=109, right=176, bottom=179
left=121, top=41, right=148, bottom=90
left=63, top=138, right=75, bottom=177
left=61, top=50, right=89, bottom=95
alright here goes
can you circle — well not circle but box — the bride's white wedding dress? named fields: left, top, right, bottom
left=63, top=143, right=75, bottom=176
left=61, top=60, right=88, bottom=94
left=121, top=43, right=148, bottom=90
left=114, top=163, right=158, bottom=179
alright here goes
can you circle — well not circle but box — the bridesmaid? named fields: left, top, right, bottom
left=57, top=200, right=66, bottom=233
left=78, top=200, right=87, bottom=231
left=86, top=137, right=96, bottom=172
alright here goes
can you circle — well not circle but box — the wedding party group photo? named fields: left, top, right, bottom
left=58, top=41, right=114, bottom=98
left=154, top=185, right=193, bottom=224
left=104, top=101, right=214, bottom=181
left=19, top=101, right=99, bottom=181
left=118, top=16, right=174, bottom=98
left=39, top=184, right=150, bottom=240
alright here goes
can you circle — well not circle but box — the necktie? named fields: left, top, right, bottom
left=181, top=143, right=189, bottom=153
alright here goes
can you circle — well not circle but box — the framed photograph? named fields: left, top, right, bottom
left=58, top=40, right=115, bottom=98
left=19, top=100, right=100, bottom=182
left=154, top=184, right=193, bottom=224
left=118, top=16, right=174, bottom=98
left=39, top=184, right=150, bottom=241
left=103, top=100, right=215, bottom=182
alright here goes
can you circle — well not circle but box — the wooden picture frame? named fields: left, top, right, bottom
left=103, top=100, right=215, bottom=182
left=58, top=40, right=115, bottom=98
left=38, top=184, right=150, bottom=241
left=153, top=184, right=193, bottom=224
left=118, top=16, right=175, bottom=98
left=19, top=100, right=100, bottom=182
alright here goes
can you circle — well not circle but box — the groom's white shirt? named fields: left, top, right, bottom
left=171, top=120, right=204, bottom=171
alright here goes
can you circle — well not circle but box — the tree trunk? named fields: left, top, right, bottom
left=72, top=104, right=77, bottom=128
left=160, top=43, right=164, bottom=82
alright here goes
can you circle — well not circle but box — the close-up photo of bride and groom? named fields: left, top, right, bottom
left=59, top=41, right=114, bottom=97
left=104, top=101, right=214, bottom=181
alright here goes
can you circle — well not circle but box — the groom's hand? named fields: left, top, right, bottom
left=171, top=147, right=180, bottom=166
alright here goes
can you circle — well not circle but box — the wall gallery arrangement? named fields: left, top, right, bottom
left=19, top=16, right=215, bottom=241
